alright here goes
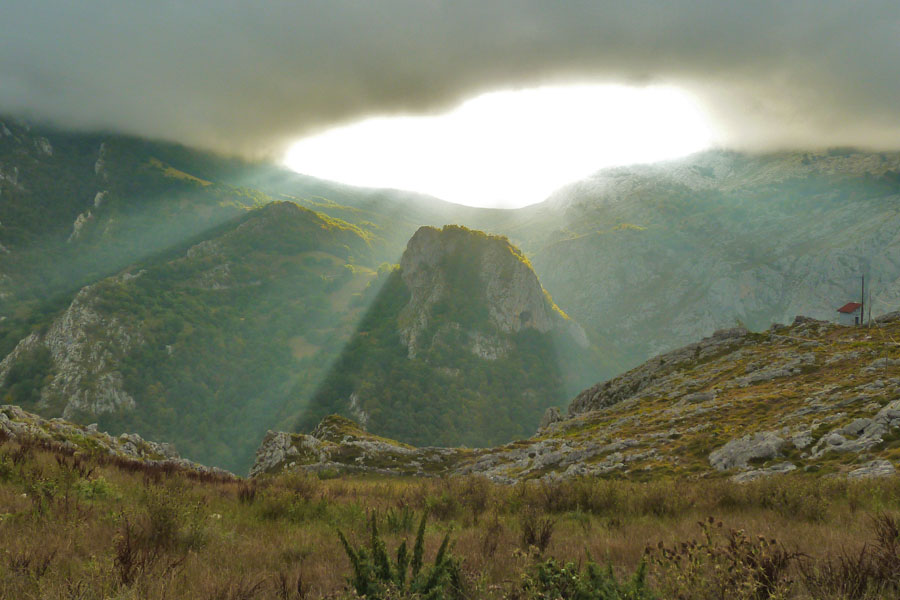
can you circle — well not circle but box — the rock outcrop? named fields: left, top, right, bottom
left=568, top=327, right=748, bottom=415
left=0, top=405, right=232, bottom=478
left=252, top=415, right=459, bottom=478
left=708, top=431, right=786, bottom=471
left=398, top=225, right=585, bottom=359
left=0, top=276, right=142, bottom=419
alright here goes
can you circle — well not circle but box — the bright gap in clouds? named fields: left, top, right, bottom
left=284, top=84, right=714, bottom=209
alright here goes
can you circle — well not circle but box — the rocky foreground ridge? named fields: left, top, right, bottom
left=0, top=405, right=233, bottom=478
left=254, top=313, right=900, bottom=483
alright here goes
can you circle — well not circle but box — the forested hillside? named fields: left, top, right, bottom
left=297, top=225, right=595, bottom=447
left=0, top=201, right=384, bottom=471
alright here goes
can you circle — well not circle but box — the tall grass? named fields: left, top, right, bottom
left=1, top=436, right=900, bottom=598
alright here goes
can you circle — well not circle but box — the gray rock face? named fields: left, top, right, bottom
left=397, top=226, right=580, bottom=359
left=251, top=417, right=432, bottom=479
left=792, top=430, right=814, bottom=449
left=839, top=418, right=873, bottom=437
left=68, top=210, right=94, bottom=242
left=848, top=460, right=896, bottom=479
left=34, top=137, right=52, bottom=156
left=531, top=150, right=900, bottom=381
left=731, top=462, right=797, bottom=482
left=0, top=277, right=143, bottom=419
left=735, top=352, right=816, bottom=387
left=709, top=431, right=786, bottom=471
left=808, top=399, right=900, bottom=459
left=250, top=430, right=322, bottom=478
left=569, top=327, right=748, bottom=415
left=867, top=358, right=900, bottom=371
left=539, top=407, right=563, bottom=431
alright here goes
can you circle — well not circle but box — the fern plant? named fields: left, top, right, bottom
left=337, top=511, right=462, bottom=599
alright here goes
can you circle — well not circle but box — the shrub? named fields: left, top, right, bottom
left=6, top=546, right=58, bottom=581
left=799, top=513, right=900, bottom=599
left=257, top=489, right=328, bottom=523
left=481, top=511, right=505, bottom=558
left=513, top=558, right=657, bottom=600
left=459, top=476, right=491, bottom=524
left=237, top=481, right=257, bottom=505
left=257, top=489, right=293, bottom=521
left=424, top=491, right=461, bottom=521
left=114, top=515, right=186, bottom=587
left=636, top=481, right=691, bottom=519
left=646, top=517, right=799, bottom=600
left=756, top=478, right=829, bottom=523
left=75, top=476, right=116, bottom=500
left=279, top=471, right=321, bottom=501
left=0, top=453, right=12, bottom=482
left=520, top=507, right=555, bottom=554
left=337, top=511, right=464, bottom=600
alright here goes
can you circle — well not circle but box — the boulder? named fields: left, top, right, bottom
left=732, top=462, right=797, bottom=482
left=848, top=460, right=896, bottom=479
left=539, top=407, right=563, bottom=430
left=709, top=431, right=786, bottom=471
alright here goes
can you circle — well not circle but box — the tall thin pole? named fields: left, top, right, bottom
left=860, top=275, right=865, bottom=327
left=868, top=282, right=872, bottom=326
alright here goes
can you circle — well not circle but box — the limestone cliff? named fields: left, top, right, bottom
left=398, top=225, right=585, bottom=359
left=297, top=225, right=594, bottom=449
left=0, top=274, right=143, bottom=419
left=515, top=149, right=900, bottom=379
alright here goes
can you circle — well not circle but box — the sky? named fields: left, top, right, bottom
left=2, top=1, right=900, bottom=205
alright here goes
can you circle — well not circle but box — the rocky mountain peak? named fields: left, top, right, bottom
left=296, top=224, right=593, bottom=449
left=398, top=225, right=577, bottom=358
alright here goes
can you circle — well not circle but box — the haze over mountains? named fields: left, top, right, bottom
left=2, top=116, right=900, bottom=472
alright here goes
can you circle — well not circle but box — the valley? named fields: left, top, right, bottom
left=3, top=117, right=900, bottom=474
left=2, top=120, right=900, bottom=597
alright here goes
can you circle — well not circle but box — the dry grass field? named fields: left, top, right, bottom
left=2, top=431, right=900, bottom=599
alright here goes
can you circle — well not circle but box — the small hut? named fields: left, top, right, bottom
left=836, top=301, right=862, bottom=326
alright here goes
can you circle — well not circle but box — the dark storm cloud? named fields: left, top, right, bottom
left=2, top=1, right=899, bottom=156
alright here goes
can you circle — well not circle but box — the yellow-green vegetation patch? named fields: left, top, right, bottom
left=147, top=157, right=212, bottom=186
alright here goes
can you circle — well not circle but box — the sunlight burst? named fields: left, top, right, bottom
left=285, top=84, right=714, bottom=208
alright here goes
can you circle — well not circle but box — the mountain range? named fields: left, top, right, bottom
left=2, top=114, right=900, bottom=472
